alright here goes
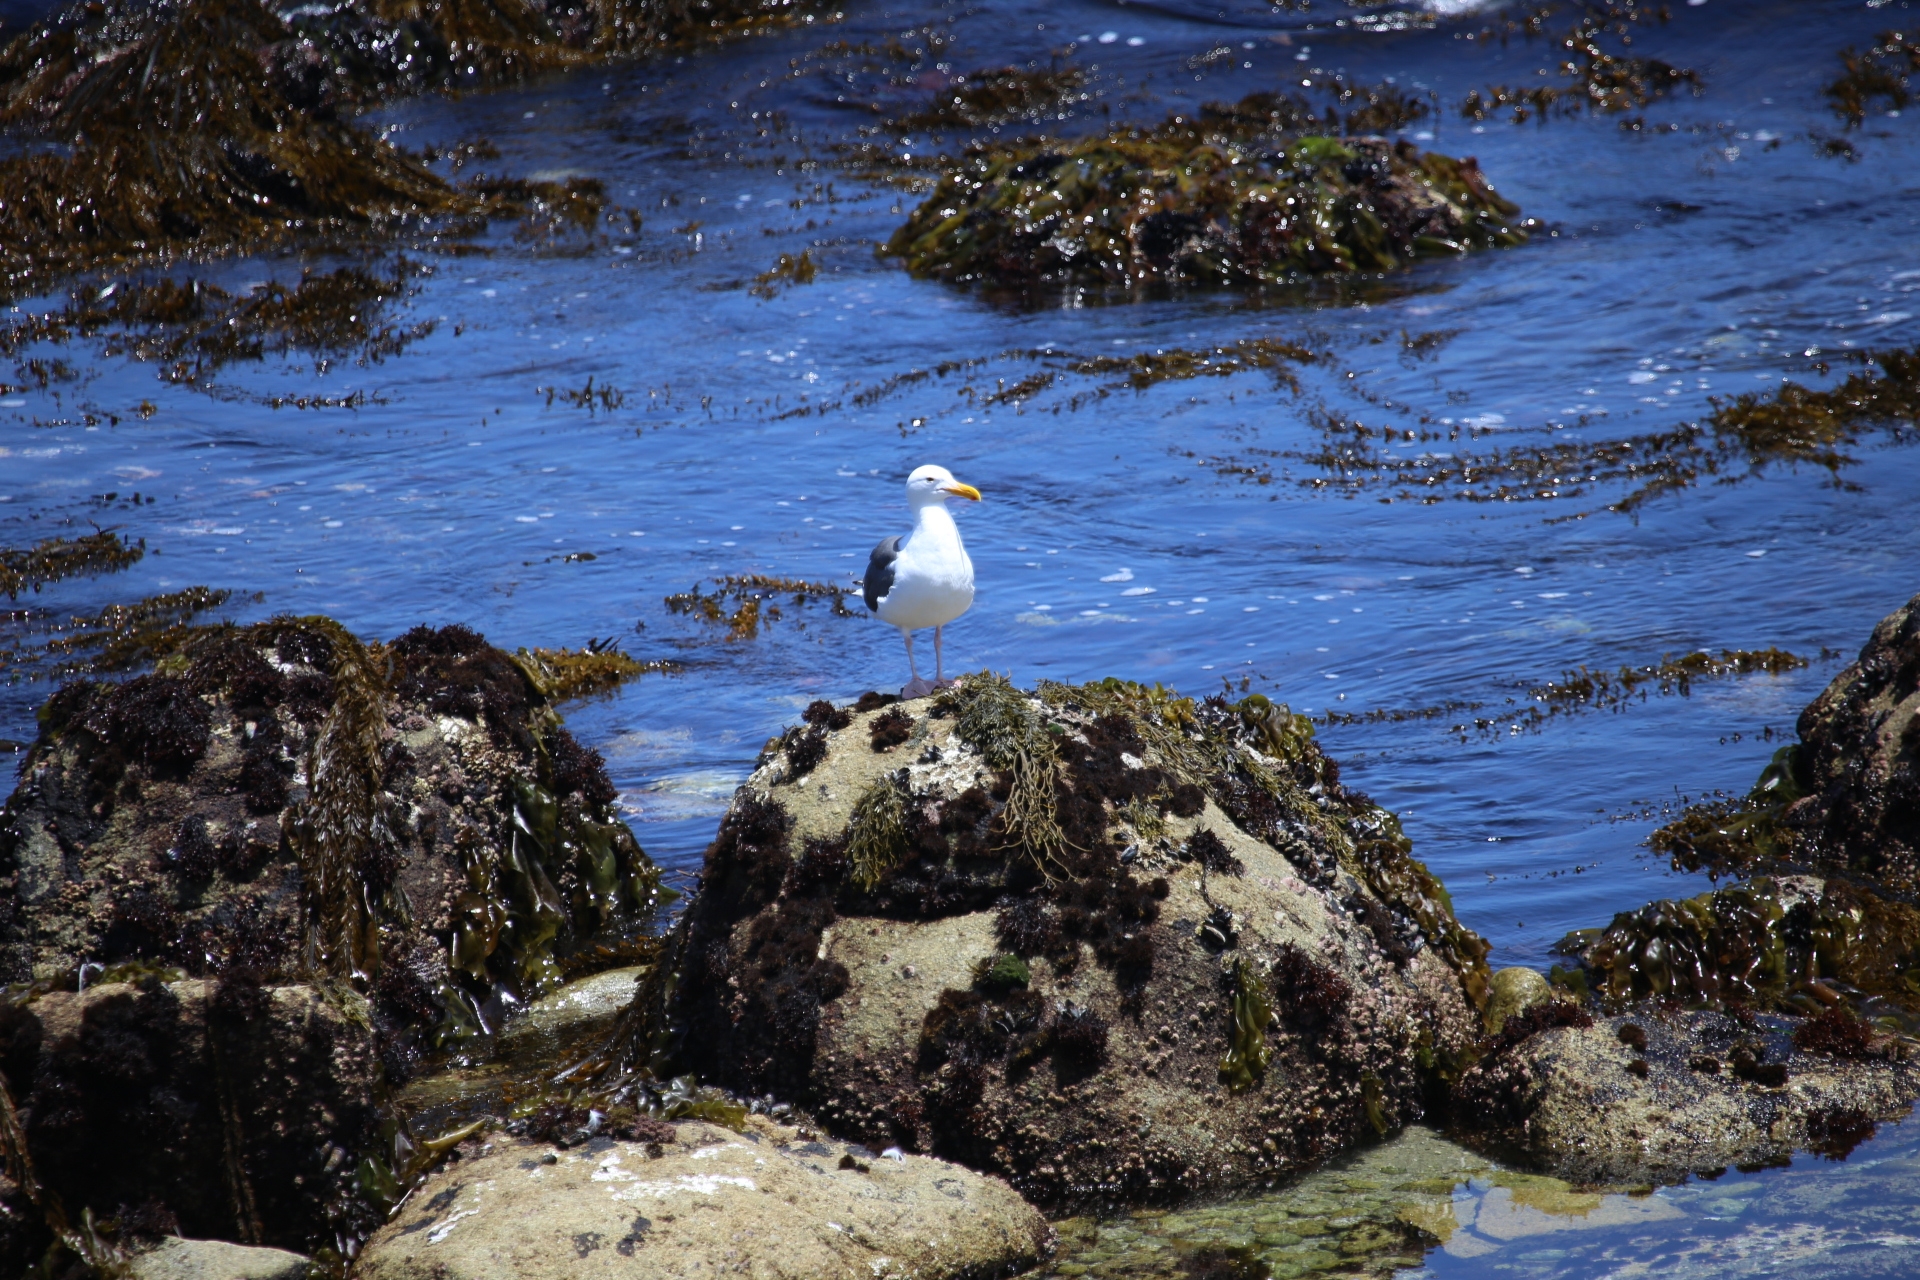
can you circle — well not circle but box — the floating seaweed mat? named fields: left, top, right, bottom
left=0, top=0, right=473, bottom=294
left=887, top=97, right=1533, bottom=293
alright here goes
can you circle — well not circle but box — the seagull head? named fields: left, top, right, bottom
left=906, top=464, right=981, bottom=508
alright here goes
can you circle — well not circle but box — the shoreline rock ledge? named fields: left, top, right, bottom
left=628, top=676, right=1491, bottom=1208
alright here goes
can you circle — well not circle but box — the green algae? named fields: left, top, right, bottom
left=1825, top=30, right=1917, bottom=127
left=0, top=531, right=142, bottom=600
left=887, top=94, right=1530, bottom=295
left=1219, top=956, right=1274, bottom=1093
left=942, top=672, right=1068, bottom=875
left=22, top=586, right=235, bottom=678
left=749, top=249, right=819, bottom=299
left=1251, top=344, right=1920, bottom=514
left=1556, top=874, right=1920, bottom=1029
left=0, top=262, right=435, bottom=391
left=0, top=0, right=812, bottom=297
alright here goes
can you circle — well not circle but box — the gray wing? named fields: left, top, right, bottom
left=863, top=535, right=902, bottom=612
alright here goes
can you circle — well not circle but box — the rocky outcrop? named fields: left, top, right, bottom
left=1779, top=589, right=1920, bottom=889
left=0, top=619, right=666, bottom=1066
left=637, top=677, right=1488, bottom=1208
left=1454, top=1004, right=1920, bottom=1184
left=0, top=976, right=378, bottom=1255
left=1653, top=589, right=1920, bottom=887
left=354, top=1118, right=1052, bottom=1280
left=0, top=619, right=668, bottom=1262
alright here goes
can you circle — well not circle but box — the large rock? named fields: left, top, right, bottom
left=0, top=619, right=667, bottom=1257
left=354, top=1118, right=1052, bottom=1280
left=0, top=619, right=666, bottom=1064
left=643, top=677, right=1488, bottom=1208
left=0, top=975, right=378, bottom=1253
left=1454, top=1004, right=1920, bottom=1184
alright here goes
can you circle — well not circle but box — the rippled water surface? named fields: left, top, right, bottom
left=5, top=0, right=1920, bottom=1268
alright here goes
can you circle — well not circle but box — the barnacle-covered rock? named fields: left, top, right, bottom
left=887, top=95, right=1532, bottom=295
left=0, top=618, right=665, bottom=1058
left=0, top=617, right=668, bottom=1260
left=626, top=674, right=1487, bottom=1209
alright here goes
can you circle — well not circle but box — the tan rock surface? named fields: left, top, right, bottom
left=354, top=1119, right=1052, bottom=1280
left=129, top=1237, right=311, bottom=1280
left=1455, top=1008, right=1920, bottom=1183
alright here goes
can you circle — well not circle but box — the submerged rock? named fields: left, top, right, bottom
left=1454, top=1005, right=1920, bottom=1185
left=888, top=95, right=1531, bottom=294
left=633, top=677, right=1489, bottom=1208
left=355, top=1118, right=1051, bottom=1280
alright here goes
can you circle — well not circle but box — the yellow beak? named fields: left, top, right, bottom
left=942, top=482, right=982, bottom=501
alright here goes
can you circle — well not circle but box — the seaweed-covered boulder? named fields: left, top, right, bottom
left=887, top=93, right=1531, bottom=293
left=1552, top=873, right=1920, bottom=1025
left=1653, top=589, right=1920, bottom=887
left=1454, top=1003, right=1920, bottom=1184
left=355, top=1118, right=1051, bottom=1280
left=0, top=975, right=379, bottom=1257
left=0, top=618, right=666, bottom=1071
left=1779, top=589, right=1920, bottom=888
left=636, top=677, right=1489, bottom=1208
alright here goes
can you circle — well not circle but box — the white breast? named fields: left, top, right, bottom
left=875, top=507, right=974, bottom=630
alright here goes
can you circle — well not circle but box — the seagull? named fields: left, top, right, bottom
left=863, top=464, right=980, bottom=698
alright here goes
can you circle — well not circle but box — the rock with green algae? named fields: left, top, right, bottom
left=618, top=675, right=1490, bottom=1210
left=0, top=619, right=666, bottom=1049
left=353, top=1117, right=1051, bottom=1280
left=1039, top=1125, right=1685, bottom=1279
left=887, top=94, right=1532, bottom=294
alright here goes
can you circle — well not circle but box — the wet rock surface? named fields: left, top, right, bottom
left=1454, top=1005, right=1920, bottom=1186
left=643, top=677, right=1489, bottom=1209
left=1779, top=589, right=1920, bottom=890
left=355, top=1118, right=1051, bottom=1280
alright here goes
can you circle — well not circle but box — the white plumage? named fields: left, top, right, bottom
left=862, top=464, right=980, bottom=697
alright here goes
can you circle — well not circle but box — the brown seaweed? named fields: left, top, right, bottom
left=1824, top=31, right=1918, bottom=128
left=0, top=531, right=142, bottom=600
left=887, top=95, right=1531, bottom=295
left=1460, top=1, right=1700, bottom=125
left=1532, top=649, right=1809, bottom=711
